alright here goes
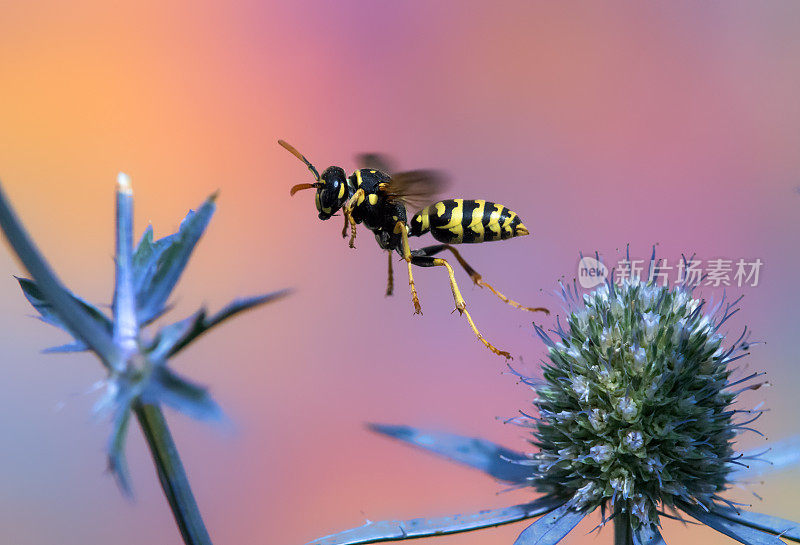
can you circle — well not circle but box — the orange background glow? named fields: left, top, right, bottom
left=1, top=2, right=799, bottom=544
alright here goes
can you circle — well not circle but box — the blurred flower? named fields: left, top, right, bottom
left=3, top=173, right=289, bottom=495
left=307, top=255, right=800, bottom=545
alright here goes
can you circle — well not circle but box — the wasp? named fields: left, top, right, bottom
left=279, top=139, right=548, bottom=359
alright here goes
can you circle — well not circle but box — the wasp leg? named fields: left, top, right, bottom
left=394, top=221, right=422, bottom=314
left=341, top=212, right=350, bottom=239
left=413, top=244, right=549, bottom=314
left=341, top=188, right=364, bottom=248
left=341, top=207, right=357, bottom=247
left=409, top=252, right=511, bottom=359
left=386, top=250, right=394, bottom=297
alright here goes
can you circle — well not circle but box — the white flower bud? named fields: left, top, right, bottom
left=572, top=376, right=590, bottom=401
left=617, top=396, right=638, bottom=421
left=631, top=346, right=647, bottom=373
left=624, top=430, right=644, bottom=451
left=589, top=444, right=614, bottom=463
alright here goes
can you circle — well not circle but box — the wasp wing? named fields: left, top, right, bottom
left=356, top=153, right=397, bottom=176
left=356, top=152, right=450, bottom=212
left=382, top=170, right=450, bottom=213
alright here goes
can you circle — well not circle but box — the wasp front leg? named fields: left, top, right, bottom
left=341, top=188, right=364, bottom=248
left=393, top=221, right=422, bottom=314
left=410, top=250, right=511, bottom=360
left=341, top=212, right=350, bottom=241
left=413, top=244, right=548, bottom=314
left=386, top=250, right=394, bottom=297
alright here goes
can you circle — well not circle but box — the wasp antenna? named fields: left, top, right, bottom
left=278, top=139, right=320, bottom=182
left=289, top=183, right=319, bottom=196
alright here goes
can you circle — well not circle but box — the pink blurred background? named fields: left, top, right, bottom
left=1, top=2, right=799, bottom=544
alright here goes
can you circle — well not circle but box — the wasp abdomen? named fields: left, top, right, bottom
left=410, top=199, right=529, bottom=244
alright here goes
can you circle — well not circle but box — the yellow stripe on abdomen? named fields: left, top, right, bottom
left=484, top=203, right=504, bottom=241
left=501, top=209, right=518, bottom=239
left=467, top=199, right=486, bottom=241
left=437, top=198, right=465, bottom=243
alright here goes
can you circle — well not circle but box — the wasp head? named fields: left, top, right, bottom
left=314, top=166, right=348, bottom=220
left=281, top=140, right=351, bottom=221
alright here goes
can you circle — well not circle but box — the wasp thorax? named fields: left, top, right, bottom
left=315, top=166, right=348, bottom=220
left=528, top=278, right=755, bottom=528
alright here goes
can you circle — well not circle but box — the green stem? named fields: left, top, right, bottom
left=134, top=403, right=213, bottom=545
left=614, top=504, right=633, bottom=545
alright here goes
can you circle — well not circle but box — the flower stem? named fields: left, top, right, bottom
left=614, top=505, right=632, bottom=545
left=134, top=403, right=213, bottom=545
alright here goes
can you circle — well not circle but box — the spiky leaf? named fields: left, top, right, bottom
left=18, top=277, right=112, bottom=353
left=711, top=506, right=800, bottom=543
left=108, top=402, right=134, bottom=497
left=133, top=196, right=216, bottom=324
left=307, top=496, right=563, bottom=545
left=147, top=290, right=291, bottom=360
left=512, top=503, right=588, bottom=545
left=368, top=423, right=531, bottom=484
left=633, top=524, right=667, bottom=545
left=681, top=502, right=786, bottom=545
left=142, top=366, right=225, bottom=423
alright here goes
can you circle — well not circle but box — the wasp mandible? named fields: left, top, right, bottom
left=279, top=139, right=548, bottom=359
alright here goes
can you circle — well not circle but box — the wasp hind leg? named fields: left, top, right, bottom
left=414, top=244, right=549, bottom=314
left=410, top=251, right=512, bottom=360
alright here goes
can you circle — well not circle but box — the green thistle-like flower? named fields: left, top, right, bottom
left=528, top=275, right=757, bottom=530
left=306, top=256, right=800, bottom=545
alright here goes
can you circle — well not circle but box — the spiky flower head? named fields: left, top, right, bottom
left=304, top=255, right=800, bottom=545
left=2, top=173, right=289, bottom=495
left=529, top=274, right=756, bottom=528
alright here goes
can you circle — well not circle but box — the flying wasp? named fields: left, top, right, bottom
left=279, top=139, right=548, bottom=359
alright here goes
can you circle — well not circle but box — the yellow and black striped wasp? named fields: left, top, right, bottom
left=279, top=139, right=548, bottom=359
